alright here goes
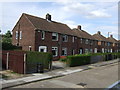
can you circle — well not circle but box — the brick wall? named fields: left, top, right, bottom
left=12, top=14, right=35, bottom=51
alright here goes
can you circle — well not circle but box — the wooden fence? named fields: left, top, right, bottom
left=1, top=51, right=26, bottom=74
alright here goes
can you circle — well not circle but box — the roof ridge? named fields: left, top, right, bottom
left=23, top=13, right=68, bottom=26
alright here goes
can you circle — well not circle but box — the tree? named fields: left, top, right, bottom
left=2, top=30, right=12, bottom=43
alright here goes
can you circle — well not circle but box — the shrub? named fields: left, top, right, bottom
left=66, top=54, right=91, bottom=67
left=26, top=51, right=52, bottom=73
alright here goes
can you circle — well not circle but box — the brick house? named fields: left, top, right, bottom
left=93, top=31, right=113, bottom=53
left=72, top=26, right=98, bottom=54
left=12, top=13, right=119, bottom=60
left=12, top=13, right=80, bottom=60
left=107, top=35, right=118, bottom=52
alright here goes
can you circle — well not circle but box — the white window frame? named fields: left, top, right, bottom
left=94, top=48, right=97, bottom=53
left=20, top=31, right=22, bottom=39
left=39, top=46, right=47, bottom=52
left=85, top=39, right=89, bottom=44
left=110, top=49, right=112, bottom=53
left=79, top=49, right=83, bottom=54
left=102, top=48, right=104, bottom=53
left=29, top=46, right=32, bottom=51
left=62, top=35, right=68, bottom=42
left=85, top=48, right=89, bottom=53
left=52, top=47, right=58, bottom=57
left=16, top=31, right=18, bottom=39
left=41, top=31, right=45, bottom=40
left=90, top=40, right=93, bottom=45
left=105, top=49, right=107, bottom=53
left=52, top=33, right=58, bottom=41
left=62, top=48, right=67, bottom=56
left=90, top=49, right=93, bottom=53
left=80, top=38, right=83, bottom=43
left=72, top=36, right=75, bottom=42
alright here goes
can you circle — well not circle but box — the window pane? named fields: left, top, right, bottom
left=52, top=36, right=57, bottom=40
left=52, top=33, right=58, bottom=41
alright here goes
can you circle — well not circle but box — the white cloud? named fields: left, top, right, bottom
left=86, top=10, right=111, bottom=18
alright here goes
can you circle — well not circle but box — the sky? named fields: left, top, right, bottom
left=0, top=0, right=119, bottom=40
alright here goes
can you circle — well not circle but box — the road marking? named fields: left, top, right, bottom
left=49, top=80, right=83, bottom=88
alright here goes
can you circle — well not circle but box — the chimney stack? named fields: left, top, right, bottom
left=110, top=35, right=113, bottom=38
left=77, top=25, right=81, bottom=30
left=46, top=13, right=51, bottom=21
left=97, top=31, right=101, bottom=35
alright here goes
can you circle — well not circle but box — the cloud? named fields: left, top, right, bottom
left=1, top=2, right=117, bottom=40
left=55, top=2, right=112, bottom=19
left=86, top=10, right=111, bottom=18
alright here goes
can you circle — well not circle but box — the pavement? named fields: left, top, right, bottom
left=1, top=58, right=119, bottom=89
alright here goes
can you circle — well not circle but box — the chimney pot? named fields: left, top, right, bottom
left=97, top=31, right=101, bottom=35
left=110, top=35, right=113, bottom=38
left=46, top=13, right=51, bottom=21
left=77, top=25, right=81, bottom=30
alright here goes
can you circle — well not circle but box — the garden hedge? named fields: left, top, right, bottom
left=66, top=54, right=91, bottom=67
left=26, top=51, right=52, bottom=73
left=65, top=52, right=120, bottom=67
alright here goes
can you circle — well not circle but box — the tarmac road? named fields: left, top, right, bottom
left=10, top=62, right=118, bottom=88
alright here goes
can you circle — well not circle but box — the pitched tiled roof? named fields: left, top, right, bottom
left=107, top=37, right=118, bottom=43
left=23, top=13, right=74, bottom=36
left=72, top=28, right=96, bottom=40
left=93, top=33, right=109, bottom=42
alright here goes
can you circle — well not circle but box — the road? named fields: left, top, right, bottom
left=10, top=62, right=118, bottom=88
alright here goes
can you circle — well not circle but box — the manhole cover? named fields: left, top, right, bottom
left=77, top=83, right=87, bottom=87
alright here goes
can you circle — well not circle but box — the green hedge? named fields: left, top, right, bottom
left=66, top=52, right=120, bottom=67
left=66, top=54, right=91, bottom=67
left=26, top=51, right=52, bottom=73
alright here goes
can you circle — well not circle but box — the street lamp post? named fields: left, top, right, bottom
left=108, top=32, right=111, bottom=37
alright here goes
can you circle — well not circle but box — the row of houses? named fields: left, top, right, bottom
left=12, top=13, right=119, bottom=60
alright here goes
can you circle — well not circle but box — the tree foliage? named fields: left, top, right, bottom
left=2, top=30, right=12, bottom=43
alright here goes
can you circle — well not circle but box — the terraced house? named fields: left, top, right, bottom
left=12, top=13, right=118, bottom=60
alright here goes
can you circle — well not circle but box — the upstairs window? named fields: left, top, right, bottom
left=20, top=31, right=22, bottom=39
left=85, top=39, right=89, bottom=44
left=41, top=31, right=45, bottom=40
left=16, top=31, right=18, bottom=39
left=80, top=38, right=83, bottom=43
left=62, top=48, right=67, bottom=56
left=90, top=40, right=93, bottom=45
left=107, top=42, right=110, bottom=46
left=52, top=33, right=58, bottom=41
left=72, top=36, right=75, bottom=42
left=62, top=35, right=68, bottom=42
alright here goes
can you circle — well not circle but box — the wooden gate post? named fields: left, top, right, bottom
left=24, top=54, right=26, bottom=74
left=6, top=52, right=9, bottom=70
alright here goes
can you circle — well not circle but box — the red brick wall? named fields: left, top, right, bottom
left=12, top=14, right=35, bottom=51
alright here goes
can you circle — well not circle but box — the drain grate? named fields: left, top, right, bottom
left=77, top=83, right=87, bottom=87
